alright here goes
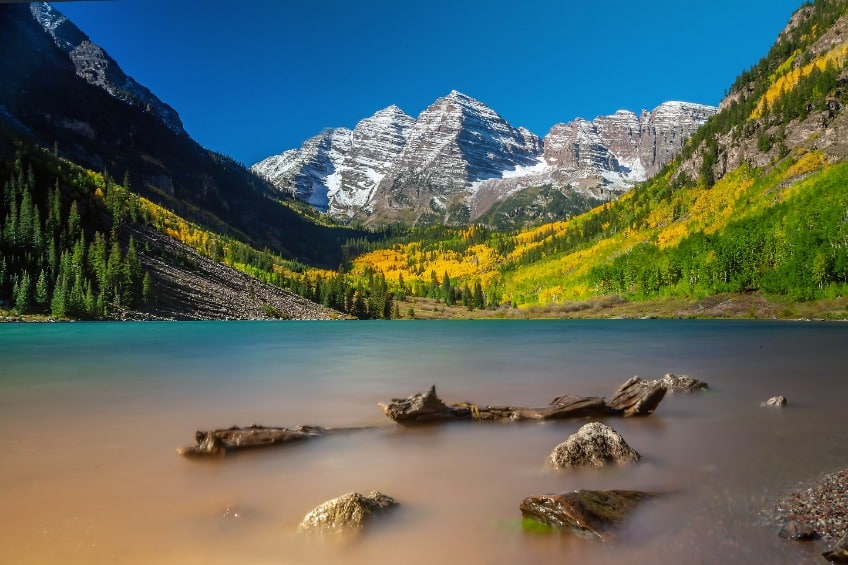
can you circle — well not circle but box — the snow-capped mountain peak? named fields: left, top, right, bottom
left=251, top=93, right=716, bottom=225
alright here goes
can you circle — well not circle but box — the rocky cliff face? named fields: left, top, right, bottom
left=29, top=2, right=184, bottom=135
left=253, top=95, right=716, bottom=226
left=252, top=105, right=415, bottom=216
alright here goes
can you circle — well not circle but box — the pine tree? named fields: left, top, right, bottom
left=106, top=240, right=124, bottom=305
left=472, top=280, right=485, bottom=310
left=142, top=271, right=152, bottom=304
left=35, top=269, right=49, bottom=306
left=67, top=201, right=81, bottom=242
left=14, top=270, right=30, bottom=313
left=441, top=272, right=453, bottom=305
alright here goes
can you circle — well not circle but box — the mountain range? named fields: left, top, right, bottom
left=251, top=91, right=716, bottom=226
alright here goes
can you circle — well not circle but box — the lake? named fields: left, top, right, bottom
left=0, top=320, right=846, bottom=564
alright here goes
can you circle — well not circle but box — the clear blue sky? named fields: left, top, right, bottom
left=57, top=0, right=803, bottom=166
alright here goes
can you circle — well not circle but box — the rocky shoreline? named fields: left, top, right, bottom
left=772, top=467, right=848, bottom=548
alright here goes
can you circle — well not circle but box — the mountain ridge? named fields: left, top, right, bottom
left=252, top=93, right=715, bottom=226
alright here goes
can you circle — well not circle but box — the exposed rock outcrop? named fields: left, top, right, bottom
left=547, top=422, right=641, bottom=469
left=520, top=490, right=655, bottom=541
left=298, top=491, right=397, bottom=534
left=29, top=2, right=184, bottom=134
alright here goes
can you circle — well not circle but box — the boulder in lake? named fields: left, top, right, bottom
left=761, top=396, right=787, bottom=408
left=547, top=422, right=641, bottom=469
left=823, top=532, right=848, bottom=562
left=606, top=377, right=667, bottom=416
left=520, top=489, right=654, bottom=541
left=298, top=491, right=397, bottom=534
left=653, top=373, right=709, bottom=394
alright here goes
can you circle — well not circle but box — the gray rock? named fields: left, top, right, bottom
left=778, top=519, right=818, bottom=541
left=607, top=376, right=667, bottom=416
left=520, top=489, right=655, bottom=541
left=298, top=491, right=397, bottom=534
left=824, top=532, right=848, bottom=562
left=654, top=373, right=709, bottom=394
left=547, top=422, right=641, bottom=469
left=378, top=385, right=460, bottom=423
left=761, top=396, right=788, bottom=407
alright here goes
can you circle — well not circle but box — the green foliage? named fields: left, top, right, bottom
left=476, top=184, right=596, bottom=230
left=0, top=146, right=148, bottom=318
left=587, top=161, right=848, bottom=301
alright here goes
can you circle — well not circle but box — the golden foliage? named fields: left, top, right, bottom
left=751, top=43, right=848, bottom=119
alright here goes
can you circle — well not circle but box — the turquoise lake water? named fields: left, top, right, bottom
left=0, top=320, right=846, bottom=563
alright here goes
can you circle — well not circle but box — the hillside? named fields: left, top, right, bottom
left=0, top=132, right=345, bottom=321
left=0, top=3, right=365, bottom=267
left=341, top=0, right=848, bottom=319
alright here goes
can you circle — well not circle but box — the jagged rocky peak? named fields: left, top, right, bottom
left=397, top=90, right=542, bottom=182
left=543, top=101, right=717, bottom=178
left=251, top=104, right=415, bottom=215
left=544, top=118, right=622, bottom=172
left=28, top=2, right=184, bottom=135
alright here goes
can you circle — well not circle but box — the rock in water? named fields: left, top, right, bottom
left=824, top=533, right=848, bottom=562
left=378, top=385, right=460, bottom=423
left=654, top=373, right=709, bottom=393
left=761, top=396, right=787, bottom=407
left=607, top=377, right=667, bottom=416
left=520, top=490, right=654, bottom=541
left=298, top=491, right=397, bottom=534
left=778, top=519, right=818, bottom=541
left=547, top=422, right=641, bottom=469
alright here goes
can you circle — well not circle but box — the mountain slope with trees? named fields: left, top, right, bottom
left=341, top=0, right=848, bottom=319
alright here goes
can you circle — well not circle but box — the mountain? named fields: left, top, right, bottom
left=252, top=92, right=715, bottom=226
left=0, top=2, right=363, bottom=267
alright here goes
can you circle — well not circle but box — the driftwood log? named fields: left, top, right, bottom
left=180, top=377, right=673, bottom=457
left=378, top=377, right=667, bottom=424
left=178, top=424, right=332, bottom=457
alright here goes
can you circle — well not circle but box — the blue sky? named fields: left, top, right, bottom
left=58, top=0, right=803, bottom=166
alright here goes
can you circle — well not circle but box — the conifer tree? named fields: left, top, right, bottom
left=14, top=271, right=30, bottom=313
left=35, top=269, right=48, bottom=307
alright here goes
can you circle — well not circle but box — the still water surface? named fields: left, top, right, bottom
left=1, top=320, right=846, bottom=564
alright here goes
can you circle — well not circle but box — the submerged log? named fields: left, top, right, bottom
left=379, top=377, right=667, bottom=424
left=178, top=424, right=330, bottom=457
